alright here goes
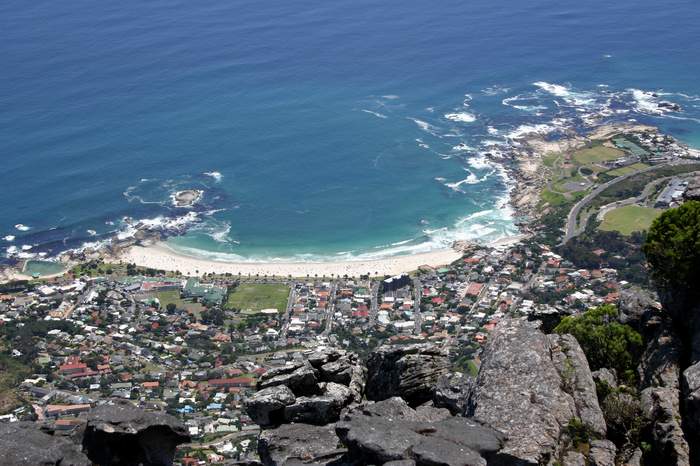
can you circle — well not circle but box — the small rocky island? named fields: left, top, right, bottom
left=171, top=189, right=203, bottom=208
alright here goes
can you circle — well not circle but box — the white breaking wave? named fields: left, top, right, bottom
left=3, top=235, right=15, bottom=242
left=444, top=112, right=476, bottom=123
left=502, top=95, right=548, bottom=112
left=361, top=109, right=388, bottom=119
left=408, top=118, right=442, bottom=136
left=444, top=169, right=493, bottom=192
left=15, top=224, right=30, bottom=231
left=505, top=123, right=557, bottom=139
left=451, top=143, right=473, bottom=152
left=629, top=89, right=663, bottom=114
left=209, top=223, right=232, bottom=243
left=482, top=85, right=511, bottom=96
left=533, top=81, right=595, bottom=106
left=204, top=171, right=223, bottom=182
left=87, top=230, right=97, bottom=236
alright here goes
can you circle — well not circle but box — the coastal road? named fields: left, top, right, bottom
left=322, top=282, right=337, bottom=336
left=369, top=281, right=379, bottom=327
left=561, top=160, right=693, bottom=244
left=278, top=285, right=296, bottom=342
left=413, top=278, right=422, bottom=335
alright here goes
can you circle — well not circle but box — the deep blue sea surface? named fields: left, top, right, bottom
left=2, top=0, right=699, bottom=262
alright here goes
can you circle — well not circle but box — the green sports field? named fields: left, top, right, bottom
left=225, top=283, right=290, bottom=312
left=600, top=205, right=662, bottom=235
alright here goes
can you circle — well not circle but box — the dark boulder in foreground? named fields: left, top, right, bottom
left=258, top=422, right=348, bottom=466
left=335, top=397, right=505, bottom=465
left=366, top=343, right=450, bottom=406
left=433, top=371, right=474, bottom=416
left=0, top=422, right=90, bottom=466
left=83, top=399, right=190, bottom=466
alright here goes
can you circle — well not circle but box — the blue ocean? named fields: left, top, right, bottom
left=2, top=0, right=700, bottom=262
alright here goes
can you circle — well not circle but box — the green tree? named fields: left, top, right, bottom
left=643, top=200, right=700, bottom=293
left=554, top=305, right=642, bottom=383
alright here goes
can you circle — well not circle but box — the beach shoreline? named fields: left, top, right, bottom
left=107, top=241, right=469, bottom=278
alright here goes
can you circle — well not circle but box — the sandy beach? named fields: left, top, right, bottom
left=109, top=242, right=465, bottom=278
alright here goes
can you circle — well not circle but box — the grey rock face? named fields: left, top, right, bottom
left=83, top=399, right=190, bottom=466
left=335, top=397, right=504, bottom=466
left=258, top=423, right=348, bottom=466
left=0, top=422, right=90, bottom=466
left=549, top=333, right=607, bottom=436
left=682, top=362, right=700, bottom=455
left=637, top=313, right=683, bottom=390
left=244, top=385, right=297, bottom=427
left=591, top=368, right=618, bottom=390
left=320, top=360, right=353, bottom=385
left=306, top=348, right=346, bottom=369
left=470, top=318, right=598, bottom=465
left=284, top=396, right=344, bottom=425
left=618, top=286, right=659, bottom=329
left=258, top=364, right=319, bottom=396
left=640, top=387, right=690, bottom=466
left=433, top=371, right=474, bottom=416
left=588, top=440, right=617, bottom=466
left=562, top=451, right=587, bottom=466
left=366, top=343, right=450, bottom=406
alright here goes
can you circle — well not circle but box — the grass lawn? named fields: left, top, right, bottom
left=540, top=189, right=568, bottom=207
left=156, top=291, right=184, bottom=309
left=572, top=145, right=624, bottom=165
left=0, top=354, right=30, bottom=414
left=606, top=163, right=650, bottom=177
left=225, top=284, right=290, bottom=313
left=600, top=205, right=663, bottom=235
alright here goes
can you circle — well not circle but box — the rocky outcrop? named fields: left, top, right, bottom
left=588, top=440, right=617, bottom=466
left=682, top=362, right=700, bottom=461
left=82, top=399, right=190, bottom=466
left=247, top=350, right=364, bottom=428
left=433, top=371, right=474, bottom=416
left=258, top=423, right=348, bottom=466
left=257, top=362, right=320, bottom=396
left=637, top=312, right=683, bottom=390
left=470, top=318, right=604, bottom=465
left=549, top=333, right=607, bottom=436
left=618, top=286, right=659, bottom=329
left=592, top=368, right=618, bottom=389
left=640, top=387, right=690, bottom=466
left=0, top=422, right=90, bottom=466
left=335, top=397, right=505, bottom=465
left=245, top=385, right=297, bottom=427
left=366, top=344, right=450, bottom=406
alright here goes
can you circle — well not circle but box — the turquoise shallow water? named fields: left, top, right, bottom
left=1, top=0, right=699, bottom=262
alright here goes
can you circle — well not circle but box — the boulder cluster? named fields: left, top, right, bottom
left=0, top=399, right=189, bottom=466
left=246, top=321, right=617, bottom=466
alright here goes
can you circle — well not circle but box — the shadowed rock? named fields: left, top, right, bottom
left=258, top=423, right=348, bottom=466
left=433, top=372, right=474, bottom=416
left=0, top=422, right=90, bottom=466
left=640, top=387, right=690, bottom=466
left=82, top=400, right=190, bottom=466
left=258, top=363, right=319, bottom=396
left=244, top=385, right=296, bottom=427
left=366, top=344, right=450, bottom=406
left=335, top=397, right=504, bottom=465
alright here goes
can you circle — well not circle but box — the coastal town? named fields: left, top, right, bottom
left=1, top=122, right=700, bottom=464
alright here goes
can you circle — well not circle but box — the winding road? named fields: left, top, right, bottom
left=561, top=160, right=695, bottom=244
